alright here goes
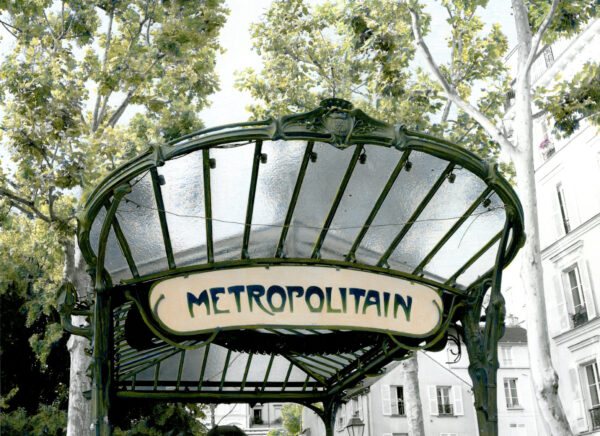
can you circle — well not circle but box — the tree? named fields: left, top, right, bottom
left=0, top=0, right=227, bottom=433
left=267, top=404, right=302, bottom=436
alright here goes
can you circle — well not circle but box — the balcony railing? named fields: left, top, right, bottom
left=590, top=406, right=600, bottom=430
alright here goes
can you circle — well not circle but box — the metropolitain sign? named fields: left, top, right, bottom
left=149, top=266, right=443, bottom=337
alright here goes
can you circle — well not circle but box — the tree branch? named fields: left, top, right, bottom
left=406, top=3, right=514, bottom=152
left=525, top=0, right=560, bottom=73
left=0, top=187, right=51, bottom=222
left=106, top=54, right=165, bottom=128
left=0, top=19, right=20, bottom=37
left=92, top=7, right=114, bottom=132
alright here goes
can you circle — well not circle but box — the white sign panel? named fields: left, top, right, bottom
left=149, top=266, right=443, bottom=337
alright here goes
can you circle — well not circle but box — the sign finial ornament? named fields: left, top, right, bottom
left=320, top=98, right=355, bottom=148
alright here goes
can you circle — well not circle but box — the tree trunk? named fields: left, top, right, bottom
left=511, top=152, right=573, bottom=435
left=402, top=354, right=425, bottom=436
left=65, top=240, right=93, bottom=436
left=509, top=6, right=573, bottom=428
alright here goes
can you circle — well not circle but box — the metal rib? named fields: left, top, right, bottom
left=106, top=204, right=139, bottom=278
left=311, top=144, right=364, bottom=258
left=445, top=230, right=503, bottom=285
left=377, top=163, right=455, bottom=267
left=202, top=149, right=214, bottom=263
left=242, top=140, right=263, bottom=259
left=150, top=167, right=175, bottom=269
left=345, top=150, right=411, bottom=261
left=412, top=187, right=493, bottom=275
left=275, top=141, right=314, bottom=257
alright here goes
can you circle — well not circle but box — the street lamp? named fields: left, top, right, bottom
left=345, top=411, right=365, bottom=436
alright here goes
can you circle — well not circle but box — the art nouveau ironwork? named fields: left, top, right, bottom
left=62, top=98, right=525, bottom=436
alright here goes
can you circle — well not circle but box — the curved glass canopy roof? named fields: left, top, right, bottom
left=77, top=98, right=524, bottom=404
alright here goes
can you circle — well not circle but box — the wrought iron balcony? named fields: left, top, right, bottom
left=590, top=406, right=600, bottom=430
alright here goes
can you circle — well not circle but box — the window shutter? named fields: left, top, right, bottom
left=381, top=384, right=392, bottom=416
left=582, top=261, right=596, bottom=319
left=569, top=367, right=587, bottom=431
left=390, top=386, right=399, bottom=415
left=452, top=386, right=464, bottom=416
left=552, top=274, right=569, bottom=333
left=428, top=385, right=438, bottom=416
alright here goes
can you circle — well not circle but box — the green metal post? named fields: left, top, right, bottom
left=92, top=184, right=130, bottom=436
left=461, top=221, right=511, bottom=436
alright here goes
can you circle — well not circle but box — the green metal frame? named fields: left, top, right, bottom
left=65, top=98, right=525, bottom=436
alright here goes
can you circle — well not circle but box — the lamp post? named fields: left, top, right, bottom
left=345, top=411, right=365, bottom=436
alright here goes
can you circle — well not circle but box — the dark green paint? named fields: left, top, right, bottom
left=68, top=99, right=525, bottom=436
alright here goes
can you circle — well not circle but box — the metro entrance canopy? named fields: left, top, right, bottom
left=63, top=98, right=525, bottom=436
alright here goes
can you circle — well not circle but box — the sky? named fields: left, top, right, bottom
left=198, top=0, right=518, bottom=127
left=0, top=0, right=517, bottom=128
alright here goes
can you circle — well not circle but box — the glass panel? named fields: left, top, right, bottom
left=218, top=352, right=250, bottom=391
left=388, top=167, right=488, bottom=276
left=117, top=171, right=168, bottom=276
left=210, top=144, right=254, bottom=261
left=180, top=345, right=209, bottom=382
left=248, top=140, right=306, bottom=258
left=89, top=207, right=106, bottom=256
left=157, top=150, right=207, bottom=267
left=200, top=344, right=233, bottom=392
left=105, top=227, right=132, bottom=283
left=355, top=151, right=449, bottom=268
left=284, top=142, right=355, bottom=258
left=321, top=145, right=403, bottom=259
left=455, top=239, right=501, bottom=287
left=424, top=192, right=506, bottom=281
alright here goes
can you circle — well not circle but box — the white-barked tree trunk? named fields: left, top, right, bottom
left=405, top=0, right=573, bottom=433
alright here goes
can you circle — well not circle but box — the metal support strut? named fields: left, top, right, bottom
left=460, top=221, right=511, bottom=436
left=91, top=184, right=131, bottom=436
left=306, top=398, right=341, bottom=436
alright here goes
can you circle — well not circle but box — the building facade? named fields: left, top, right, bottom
left=205, top=403, right=285, bottom=436
left=301, top=327, right=543, bottom=436
left=502, top=17, right=600, bottom=435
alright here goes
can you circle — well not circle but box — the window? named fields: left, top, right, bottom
left=584, top=362, right=600, bottom=430
left=253, top=407, right=263, bottom=425
left=552, top=258, right=596, bottom=334
left=504, top=378, right=520, bottom=409
left=543, top=45, right=555, bottom=67
left=556, top=183, right=571, bottom=234
left=567, top=265, right=588, bottom=327
left=499, top=346, right=513, bottom=367
left=428, top=385, right=463, bottom=417
left=381, top=385, right=404, bottom=416
left=437, top=387, right=452, bottom=415
left=396, top=387, right=405, bottom=416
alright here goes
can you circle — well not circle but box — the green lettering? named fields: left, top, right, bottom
left=349, top=288, right=366, bottom=313
left=210, top=287, right=229, bottom=314
left=187, top=290, right=210, bottom=318
left=247, top=285, right=274, bottom=316
left=305, top=286, right=325, bottom=313
left=362, top=290, right=381, bottom=316
left=228, top=286, right=244, bottom=312
left=394, top=294, right=412, bottom=321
